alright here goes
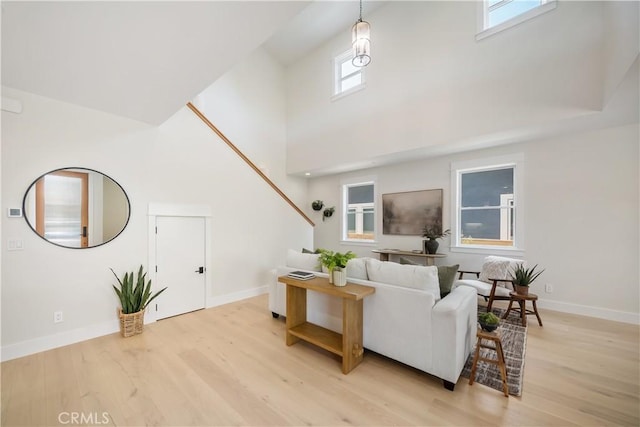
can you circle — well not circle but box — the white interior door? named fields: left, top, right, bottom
left=154, top=216, right=206, bottom=320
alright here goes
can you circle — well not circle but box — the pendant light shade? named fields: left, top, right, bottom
left=351, top=19, right=371, bottom=67
left=351, top=0, right=370, bottom=67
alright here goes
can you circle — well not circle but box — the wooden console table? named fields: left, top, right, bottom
left=278, top=275, right=375, bottom=374
left=371, top=249, right=446, bottom=266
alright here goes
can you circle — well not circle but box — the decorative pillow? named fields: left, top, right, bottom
left=437, top=264, right=459, bottom=298
left=346, top=257, right=369, bottom=280
left=365, top=258, right=440, bottom=300
left=286, top=249, right=321, bottom=271
left=302, top=248, right=314, bottom=254
left=478, top=256, right=524, bottom=284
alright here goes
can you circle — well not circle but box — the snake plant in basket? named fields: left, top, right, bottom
left=111, top=265, right=167, bottom=337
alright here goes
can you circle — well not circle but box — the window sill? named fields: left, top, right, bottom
left=331, top=83, right=366, bottom=102
left=476, top=1, right=557, bottom=41
left=340, top=239, right=377, bottom=247
left=449, top=245, right=525, bottom=258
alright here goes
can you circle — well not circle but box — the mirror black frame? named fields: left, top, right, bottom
left=22, top=167, right=131, bottom=249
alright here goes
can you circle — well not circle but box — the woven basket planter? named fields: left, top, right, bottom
left=119, top=308, right=145, bottom=337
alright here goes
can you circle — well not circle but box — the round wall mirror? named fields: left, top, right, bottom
left=22, top=167, right=130, bottom=249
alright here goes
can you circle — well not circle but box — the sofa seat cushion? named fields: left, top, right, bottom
left=366, top=258, right=440, bottom=300
left=455, top=279, right=512, bottom=297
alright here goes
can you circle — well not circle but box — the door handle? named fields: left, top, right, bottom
left=195, top=266, right=204, bottom=274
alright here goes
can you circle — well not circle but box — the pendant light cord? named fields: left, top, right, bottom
left=359, top=0, right=363, bottom=22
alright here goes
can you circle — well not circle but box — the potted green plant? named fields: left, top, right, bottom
left=318, top=250, right=355, bottom=286
left=111, top=265, right=167, bottom=337
left=421, top=224, right=450, bottom=254
left=510, top=264, right=544, bottom=295
left=311, top=200, right=324, bottom=211
left=478, top=312, right=500, bottom=332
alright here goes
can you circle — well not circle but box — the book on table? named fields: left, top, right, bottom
left=287, top=271, right=315, bottom=280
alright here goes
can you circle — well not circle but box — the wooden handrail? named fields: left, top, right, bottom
left=186, top=102, right=315, bottom=227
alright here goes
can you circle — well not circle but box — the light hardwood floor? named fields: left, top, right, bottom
left=2, top=294, right=639, bottom=426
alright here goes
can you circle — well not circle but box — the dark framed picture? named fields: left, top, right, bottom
left=382, top=189, right=443, bottom=235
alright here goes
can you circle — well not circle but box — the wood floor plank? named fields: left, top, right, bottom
left=1, top=294, right=638, bottom=426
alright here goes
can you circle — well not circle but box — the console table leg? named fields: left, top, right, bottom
left=286, top=285, right=306, bottom=346
left=342, top=298, right=364, bottom=374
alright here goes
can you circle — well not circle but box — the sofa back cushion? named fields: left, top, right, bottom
left=478, top=256, right=525, bottom=284
left=346, top=257, right=369, bottom=280
left=286, top=249, right=322, bottom=271
left=366, top=258, right=440, bottom=300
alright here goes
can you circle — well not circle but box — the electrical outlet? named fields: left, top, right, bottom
left=54, top=311, right=63, bottom=323
left=545, top=284, right=553, bottom=293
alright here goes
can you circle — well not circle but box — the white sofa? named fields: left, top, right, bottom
left=269, top=253, right=478, bottom=390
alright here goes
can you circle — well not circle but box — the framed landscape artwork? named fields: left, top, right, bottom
left=382, top=189, right=443, bottom=235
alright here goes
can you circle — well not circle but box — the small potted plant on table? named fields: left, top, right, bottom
left=421, top=224, right=450, bottom=254
left=478, top=312, right=500, bottom=332
left=111, top=265, right=167, bottom=337
left=510, top=264, right=544, bottom=295
left=318, top=250, right=355, bottom=286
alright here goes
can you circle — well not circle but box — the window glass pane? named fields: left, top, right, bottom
left=461, top=168, right=513, bottom=207
left=348, top=184, right=374, bottom=204
left=363, top=209, right=374, bottom=233
left=461, top=208, right=514, bottom=246
left=489, top=0, right=540, bottom=27
left=340, top=58, right=359, bottom=79
left=341, top=74, right=362, bottom=93
left=347, top=209, right=356, bottom=233
left=44, top=174, right=82, bottom=247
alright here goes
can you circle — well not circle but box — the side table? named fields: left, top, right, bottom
left=504, top=292, right=543, bottom=327
left=469, top=328, right=509, bottom=397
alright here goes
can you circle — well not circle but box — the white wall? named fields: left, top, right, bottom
left=307, top=124, right=639, bottom=323
left=1, top=49, right=311, bottom=360
left=285, top=1, right=625, bottom=175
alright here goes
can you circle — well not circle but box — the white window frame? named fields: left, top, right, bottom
left=450, top=154, right=525, bottom=256
left=332, top=49, right=366, bottom=101
left=476, top=0, right=557, bottom=41
left=341, top=177, right=377, bottom=245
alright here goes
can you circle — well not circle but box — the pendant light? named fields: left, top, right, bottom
left=351, top=0, right=371, bottom=67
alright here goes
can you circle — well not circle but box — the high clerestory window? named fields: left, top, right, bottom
left=477, top=0, right=557, bottom=40
left=333, top=49, right=365, bottom=99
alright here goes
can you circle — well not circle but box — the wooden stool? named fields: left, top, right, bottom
left=504, top=292, right=543, bottom=327
left=469, top=328, right=509, bottom=397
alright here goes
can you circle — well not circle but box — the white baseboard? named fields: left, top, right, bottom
left=1, top=286, right=269, bottom=362
left=1, top=319, right=120, bottom=362
left=537, top=298, right=640, bottom=325
left=207, top=285, right=268, bottom=308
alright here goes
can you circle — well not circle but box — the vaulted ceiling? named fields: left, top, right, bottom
left=1, top=1, right=309, bottom=125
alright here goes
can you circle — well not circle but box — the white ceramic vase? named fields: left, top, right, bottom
left=332, top=268, right=347, bottom=287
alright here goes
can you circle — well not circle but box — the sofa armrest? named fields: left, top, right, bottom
left=431, top=285, right=478, bottom=383
left=363, top=281, right=436, bottom=372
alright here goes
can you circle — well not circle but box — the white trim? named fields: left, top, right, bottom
left=208, top=286, right=268, bottom=308
left=449, top=245, right=524, bottom=257
left=340, top=239, right=377, bottom=247
left=537, top=298, right=640, bottom=325
left=476, top=0, right=557, bottom=41
left=148, top=203, right=211, bottom=217
left=1, top=318, right=120, bottom=362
